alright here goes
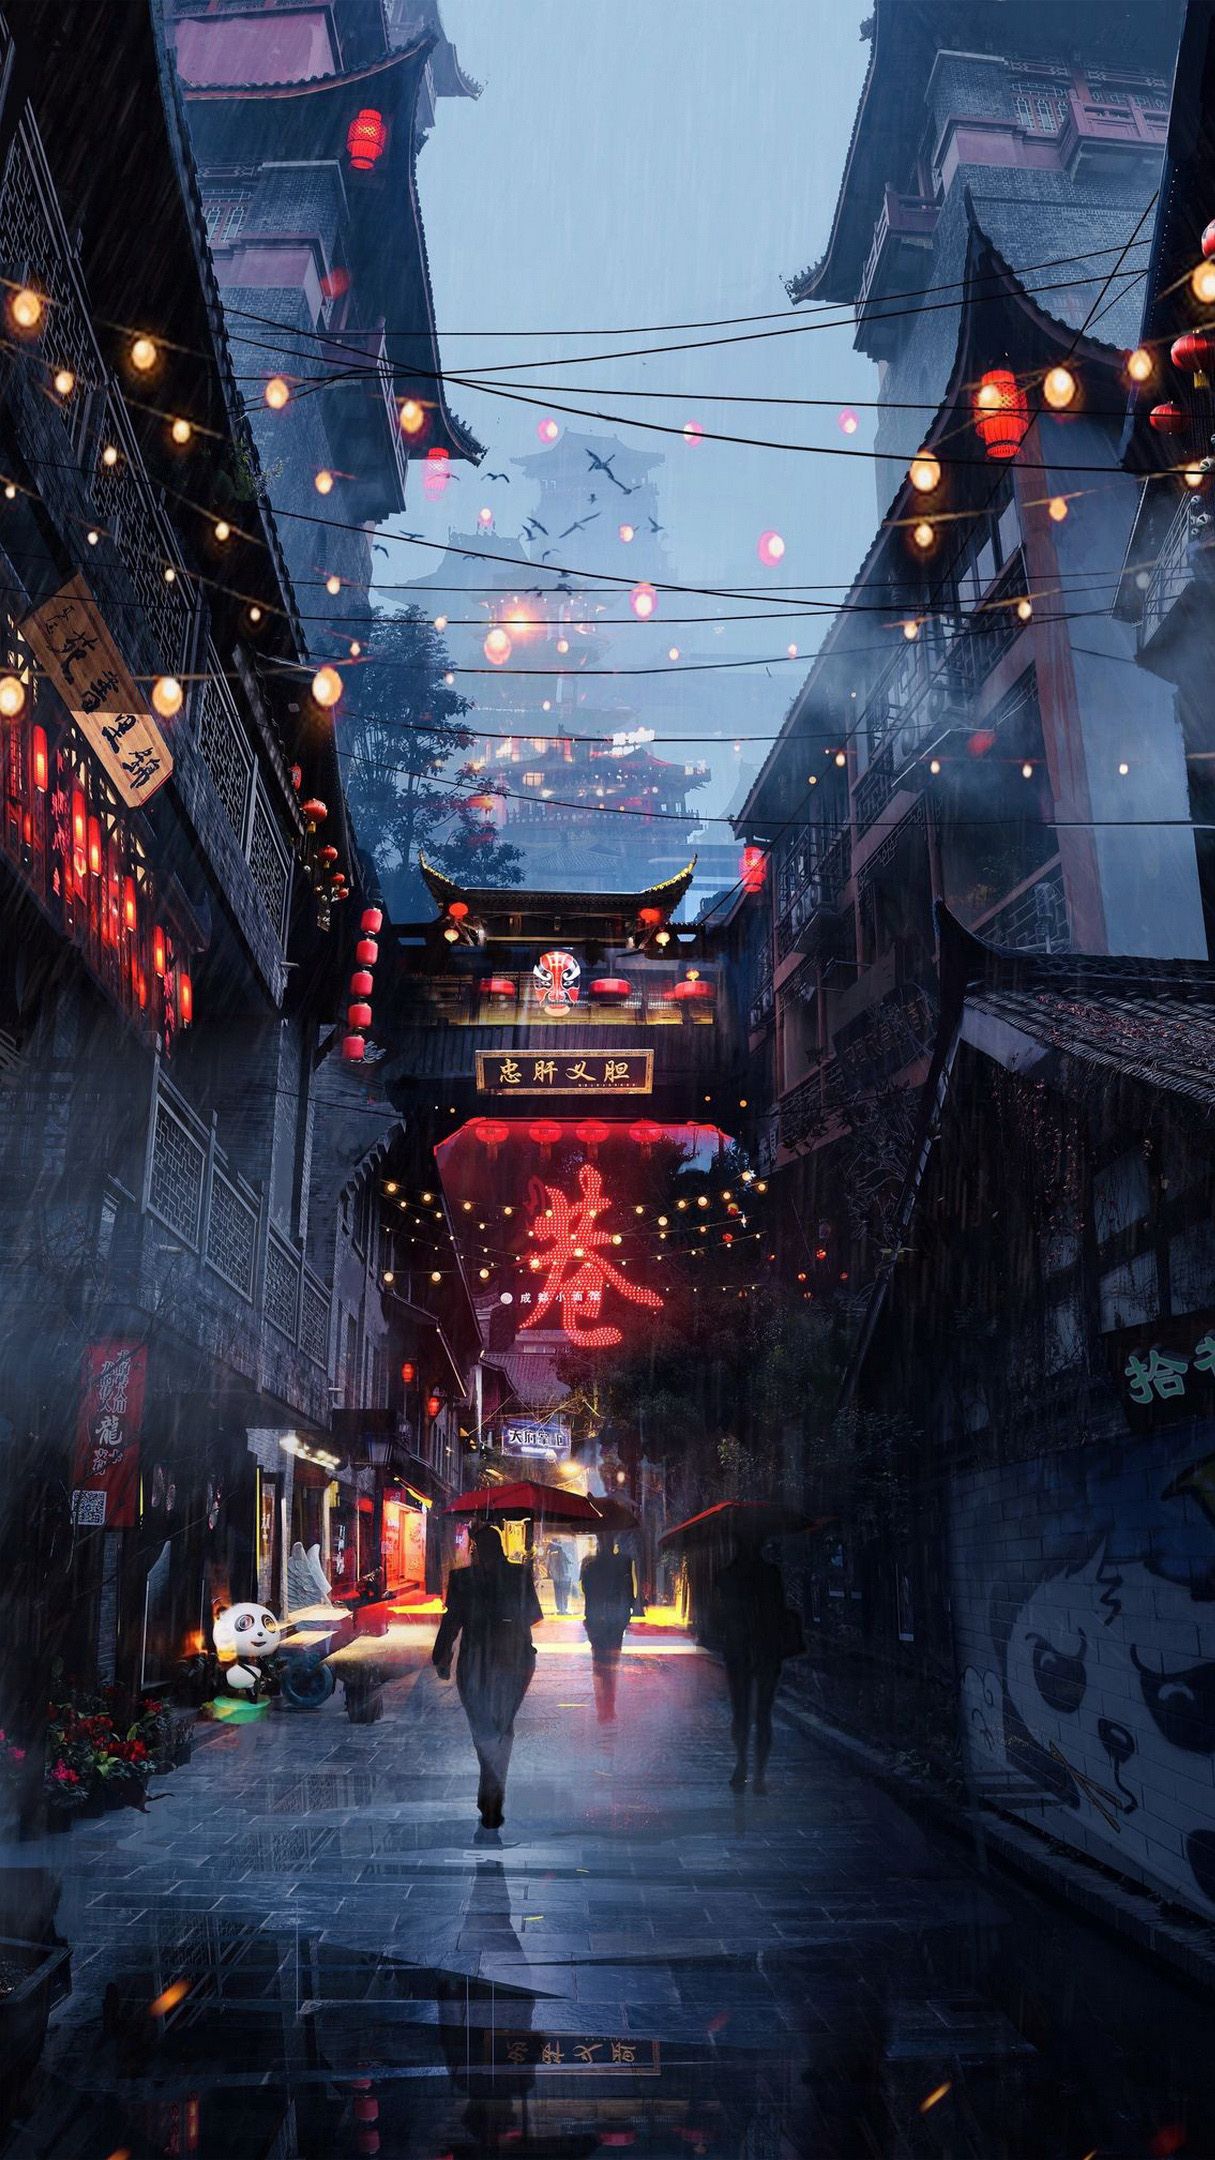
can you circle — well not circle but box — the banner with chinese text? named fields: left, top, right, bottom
left=476, top=1049, right=652, bottom=1095
left=21, top=574, right=174, bottom=807
left=71, top=1340, right=147, bottom=1527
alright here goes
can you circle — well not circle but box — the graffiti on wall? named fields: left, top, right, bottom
left=953, top=1434, right=1215, bottom=1917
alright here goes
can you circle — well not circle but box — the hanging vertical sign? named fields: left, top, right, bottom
left=71, top=1340, right=147, bottom=1527
left=20, top=574, right=174, bottom=807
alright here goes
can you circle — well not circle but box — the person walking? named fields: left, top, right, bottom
left=711, top=1536, right=789, bottom=1792
left=580, top=1535, right=636, bottom=1724
left=546, top=1538, right=571, bottom=1616
left=433, top=1524, right=543, bottom=1829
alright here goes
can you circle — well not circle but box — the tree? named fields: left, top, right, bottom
left=342, top=608, right=522, bottom=916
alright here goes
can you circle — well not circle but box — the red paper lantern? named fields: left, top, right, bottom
left=973, top=369, right=1029, bottom=460
left=342, top=1033, right=365, bottom=1062
left=672, top=978, right=714, bottom=1001
left=426, top=1391, right=443, bottom=1420
left=355, top=937, right=379, bottom=966
left=479, top=976, right=516, bottom=999
left=448, top=900, right=469, bottom=921
left=740, top=845, right=766, bottom=893
left=348, top=1001, right=372, bottom=1028
left=87, top=816, right=102, bottom=876
left=361, top=907, right=383, bottom=934
left=400, top=1361, right=417, bottom=1386
left=575, top=1120, right=611, bottom=1148
left=628, top=1120, right=665, bottom=1148
left=589, top=977, right=632, bottom=1000
left=529, top=1120, right=562, bottom=1146
left=1204, top=220, right=1215, bottom=260
left=319, top=844, right=339, bottom=866
left=350, top=969, right=373, bottom=996
left=31, top=724, right=47, bottom=792
left=122, top=874, right=138, bottom=932
left=637, top=906, right=662, bottom=926
left=346, top=107, right=387, bottom=172
left=301, top=797, right=328, bottom=825
left=153, top=926, right=166, bottom=977
left=1171, top=331, right=1215, bottom=379
left=289, top=763, right=302, bottom=791
left=1149, top=401, right=1187, bottom=435
left=178, top=970, right=193, bottom=1025
left=475, top=1119, right=511, bottom=1147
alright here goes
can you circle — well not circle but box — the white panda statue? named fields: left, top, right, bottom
left=213, top=1602, right=282, bottom=1693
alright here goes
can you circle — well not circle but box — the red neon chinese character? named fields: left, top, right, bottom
left=520, top=1164, right=662, bottom=1348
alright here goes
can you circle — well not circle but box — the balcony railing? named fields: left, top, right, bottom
left=1139, top=492, right=1207, bottom=652
left=857, top=186, right=940, bottom=327
left=945, top=554, right=1027, bottom=700
left=1060, top=91, right=1168, bottom=164
left=773, top=828, right=852, bottom=963
left=144, top=1072, right=330, bottom=1366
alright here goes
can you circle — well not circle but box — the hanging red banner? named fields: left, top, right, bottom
left=71, top=1340, right=147, bottom=1527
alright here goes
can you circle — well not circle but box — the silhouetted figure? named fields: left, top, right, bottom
left=433, top=1525, right=542, bottom=1828
left=712, top=1539, right=787, bottom=1791
left=580, top=1536, right=635, bottom=1723
left=546, top=1539, right=571, bottom=1615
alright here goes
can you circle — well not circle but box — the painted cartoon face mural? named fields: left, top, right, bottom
left=963, top=1539, right=1215, bottom=1912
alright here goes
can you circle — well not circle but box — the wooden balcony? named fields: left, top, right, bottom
left=856, top=187, right=939, bottom=357
left=1060, top=91, right=1168, bottom=168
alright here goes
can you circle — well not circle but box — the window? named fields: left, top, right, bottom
left=1099, top=1252, right=1158, bottom=1333
left=523, top=772, right=543, bottom=787
left=1013, top=85, right=1067, bottom=134
left=205, top=196, right=248, bottom=245
left=1093, top=1152, right=1150, bottom=1243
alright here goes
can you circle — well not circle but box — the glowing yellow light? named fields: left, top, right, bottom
left=1192, top=261, right=1215, bottom=305
left=1118, top=760, right=1129, bottom=776
left=902, top=618, right=919, bottom=640
left=264, top=375, right=290, bottom=410
left=152, top=676, right=184, bottom=719
left=834, top=750, right=846, bottom=768
left=148, top=1979, right=191, bottom=2018
left=398, top=397, right=425, bottom=435
left=556, top=637, right=569, bottom=653
left=908, top=450, right=940, bottom=493
left=214, top=519, right=231, bottom=542
left=668, top=646, right=680, bottom=660
left=170, top=417, right=192, bottom=446
left=1017, top=597, right=1032, bottom=621
left=1048, top=495, right=1069, bottom=522
left=484, top=627, right=513, bottom=666
left=912, top=519, right=934, bottom=550
left=101, top=444, right=119, bottom=468
left=0, top=674, right=25, bottom=719
left=619, top=522, right=635, bottom=542
left=86, top=528, right=99, bottom=546
left=163, top=565, right=176, bottom=583
left=315, top=469, right=334, bottom=495
left=430, top=1270, right=441, bottom=1283
left=1127, top=346, right=1154, bottom=384
left=349, top=639, right=361, bottom=656
left=129, top=335, right=158, bottom=373
left=311, top=664, right=342, bottom=707
left=434, top=614, right=448, bottom=630
left=1184, top=461, right=1208, bottom=490
left=53, top=367, right=74, bottom=396
left=249, top=605, right=262, bottom=624
left=1042, top=365, right=1077, bottom=411
left=9, top=286, right=44, bottom=333
left=326, top=573, right=341, bottom=596
left=1021, top=761, right=1033, bottom=780
left=929, top=758, right=941, bottom=775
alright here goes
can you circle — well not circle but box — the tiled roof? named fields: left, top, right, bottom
left=967, top=984, right=1215, bottom=1108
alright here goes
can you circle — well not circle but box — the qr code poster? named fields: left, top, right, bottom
left=71, top=1488, right=108, bottom=1526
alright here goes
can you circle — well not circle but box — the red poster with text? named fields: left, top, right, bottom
left=71, top=1341, right=146, bottom=1527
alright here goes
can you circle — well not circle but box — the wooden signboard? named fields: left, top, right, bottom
left=21, top=572, right=174, bottom=807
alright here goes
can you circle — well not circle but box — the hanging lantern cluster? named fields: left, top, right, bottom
left=973, top=370, right=1030, bottom=461
left=295, top=771, right=349, bottom=925
left=343, top=905, right=383, bottom=1062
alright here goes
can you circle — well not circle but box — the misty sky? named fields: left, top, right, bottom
left=380, top=1, right=879, bottom=824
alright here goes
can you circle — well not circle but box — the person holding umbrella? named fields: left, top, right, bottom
left=711, top=1531, right=793, bottom=1792
left=433, top=1524, right=543, bottom=1830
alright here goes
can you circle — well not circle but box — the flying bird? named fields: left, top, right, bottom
left=647, top=516, right=664, bottom=535
left=585, top=450, right=634, bottom=494
left=560, top=513, right=601, bottom=536
left=521, top=518, right=548, bottom=539
left=486, top=471, right=512, bottom=482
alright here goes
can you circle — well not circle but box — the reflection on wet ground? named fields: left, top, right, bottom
left=5, top=1634, right=1215, bottom=2156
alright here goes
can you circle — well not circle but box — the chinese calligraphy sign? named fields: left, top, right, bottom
left=21, top=574, right=174, bottom=807
left=71, top=1340, right=147, bottom=1527
left=476, top=1050, right=652, bottom=1095
left=487, top=2030, right=660, bottom=2074
left=1124, top=1333, right=1215, bottom=1406
left=519, top=1162, right=662, bottom=1349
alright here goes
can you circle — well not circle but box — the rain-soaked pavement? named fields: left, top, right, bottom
left=8, top=1619, right=1215, bottom=2158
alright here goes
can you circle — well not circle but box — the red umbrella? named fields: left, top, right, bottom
left=445, top=1479, right=607, bottom=1528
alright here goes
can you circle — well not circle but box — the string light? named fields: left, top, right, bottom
left=1118, top=760, right=1130, bottom=776
left=1048, top=496, right=1069, bottom=522
left=908, top=450, right=940, bottom=493
left=1021, top=761, right=1033, bottom=780
left=101, top=444, right=119, bottom=468
left=314, top=469, right=334, bottom=495
left=152, top=676, right=184, bottom=718
left=1042, top=365, right=1077, bottom=411
left=129, top=335, right=158, bottom=372
left=0, top=674, right=25, bottom=719
left=170, top=417, right=192, bottom=445
left=912, top=520, right=934, bottom=551
left=1192, top=261, right=1215, bottom=305
left=53, top=368, right=74, bottom=396
left=398, top=397, right=425, bottom=435
left=902, top=619, right=919, bottom=640
left=312, top=665, right=342, bottom=707
left=326, top=573, right=341, bottom=595
left=1017, top=598, right=1032, bottom=621
left=264, top=375, right=290, bottom=410
left=9, top=287, right=43, bottom=333
left=1126, top=346, right=1153, bottom=384
left=214, top=519, right=231, bottom=542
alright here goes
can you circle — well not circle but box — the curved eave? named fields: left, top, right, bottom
left=418, top=855, right=696, bottom=917
left=178, top=40, right=428, bottom=101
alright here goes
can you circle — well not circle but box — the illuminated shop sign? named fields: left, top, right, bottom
left=501, top=1419, right=572, bottom=1458
left=476, top=1050, right=652, bottom=1095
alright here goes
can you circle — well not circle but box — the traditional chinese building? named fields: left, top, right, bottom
left=836, top=905, right=1215, bottom=1929
left=474, top=719, right=710, bottom=892
left=0, top=0, right=359, bottom=1712
left=159, top=0, right=482, bottom=640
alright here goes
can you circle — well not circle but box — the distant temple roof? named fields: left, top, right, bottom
left=417, top=856, right=696, bottom=933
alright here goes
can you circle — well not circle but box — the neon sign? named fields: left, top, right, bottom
left=519, top=1163, right=662, bottom=1349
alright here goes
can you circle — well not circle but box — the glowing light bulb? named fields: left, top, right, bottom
left=757, top=529, right=786, bottom=566
left=1048, top=495, right=1069, bottom=522
left=311, top=665, right=342, bottom=707
left=1193, top=261, right=1215, bottom=304
left=787, top=642, right=798, bottom=658
left=2, top=483, right=14, bottom=500
left=683, top=419, right=703, bottom=446
left=163, top=565, right=176, bottom=583
left=0, top=674, right=25, bottom=719
left=537, top=417, right=560, bottom=443
left=214, top=519, right=231, bottom=542
left=902, top=618, right=919, bottom=639
left=484, top=627, right=512, bottom=666
left=398, top=397, right=425, bottom=435
left=667, top=646, right=680, bottom=661
left=129, top=335, right=157, bottom=372
left=912, top=520, right=934, bottom=551
left=929, top=758, right=941, bottom=775
left=249, top=605, right=262, bottom=624
left=86, top=528, right=99, bottom=545
left=1126, top=346, right=1154, bottom=384
left=170, top=417, right=192, bottom=445
left=1185, top=461, right=1208, bottom=490
left=478, top=506, right=493, bottom=527
left=556, top=637, right=569, bottom=653
left=618, top=522, right=635, bottom=542
left=349, top=639, right=361, bottom=656
left=152, top=676, right=184, bottom=718
left=9, top=287, right=43, bottom=333
left=101, top=444, right=119, bottom=469
left=834, top=750, right=846, bottom=768
left=264, top=375, right=290, bottom=411
left=434, top=614, right=448, bottom=630
left=53, top=368, right=74, bottom=396
left=630, top=583, right=657, bottom=619
left=1118, top=760, right=1130, bottom=776
left=1017, top=598, right=1033, bottom=621
left=908, top=450, right=940, bottom=493
left=838, top=408, right=859, bottom=435
left=1021, top=761, right=1033, bottom=780
left=314, top=468, right=334, bottom=495
left=1043, top=365, right=1077, bottom=410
